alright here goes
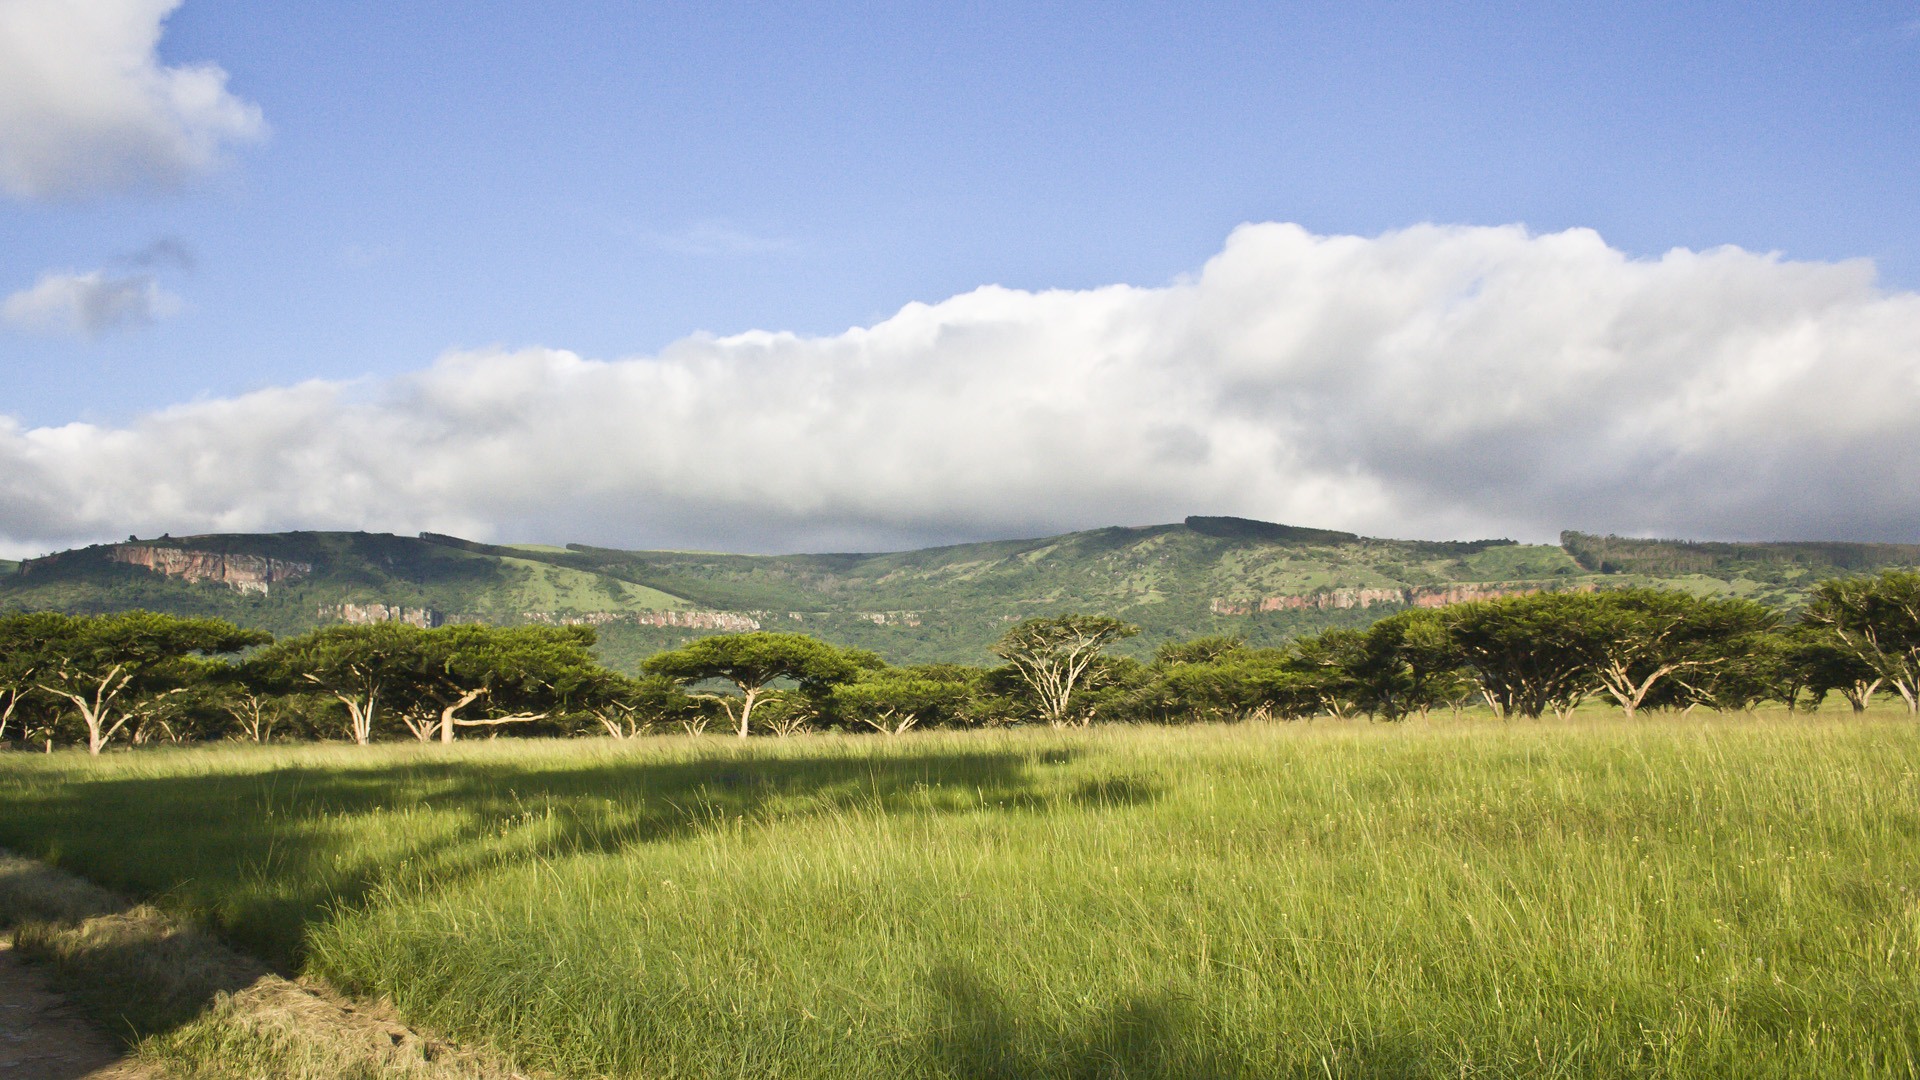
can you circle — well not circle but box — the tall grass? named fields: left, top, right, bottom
left=0, top=710, right=1915, bottom=1077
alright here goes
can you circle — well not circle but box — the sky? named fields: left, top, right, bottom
left=1, top=1, right=1918, bottom=557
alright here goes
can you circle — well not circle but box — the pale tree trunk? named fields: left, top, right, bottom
left=448, top=713, right=547, bottom=737
left=1597, top=660, right=1685, bottom=718
left=1006, top=640, right=1106, bottom=728
left=730, top=685, right=768, bottom=738
left=1895, top=678, right=1919, bottom=716
left=42, top=665, right=134, bottom=756
left=1479, top=687, right=1506, bottom=719
left=335, top=695, right=376, bottom=744
left=594, top=704, right=646, bottom=739
left=438, top=688, right=488, bottom=743
left=224, top=694, right=275, bottom=743
left=1, top=668, right=34, bottom=741
left=856, top=709, right=919, bottom=736
left=1841, top=677, right=1883, bottom=714
left=399, top=711, right=438, bottom=742
left=0, top=686, right=22, bottom=742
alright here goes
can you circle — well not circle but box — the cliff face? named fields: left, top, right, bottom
left=524, top=609, right=763, bottom=632
left=318, top=603, right=442, bottom=629
left=107, top=545, right=312, bottom=595
left=1208, top=582, right=1589, bottom=616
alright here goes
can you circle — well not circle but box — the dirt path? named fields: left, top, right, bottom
left=0, top=940, right=147, bottom=1080
left=0, top=851, right=538, bottom=1079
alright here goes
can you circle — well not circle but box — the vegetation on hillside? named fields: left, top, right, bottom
left=5, top=519, right=1919, bottom=672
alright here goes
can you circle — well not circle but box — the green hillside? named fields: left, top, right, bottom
left=5, top=518, right=1916, bottom=670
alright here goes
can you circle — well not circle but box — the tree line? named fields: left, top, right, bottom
left=3, top=571, right=1918, bottom=754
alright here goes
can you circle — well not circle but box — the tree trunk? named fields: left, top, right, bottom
left=736, top=686, right=762, bottom=738
left=439, top=688, right=488, bottom=743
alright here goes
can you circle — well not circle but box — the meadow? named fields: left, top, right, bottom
left=0, top=710, right=1914, bottom=1078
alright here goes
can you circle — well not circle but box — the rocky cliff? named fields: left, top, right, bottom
left=1208, top=582, right=1589, bottom=616
left=318, top=603, right=443, bottom=628
left=106, top=545, right=312, bottom=595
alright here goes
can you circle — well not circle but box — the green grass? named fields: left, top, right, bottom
left=0, top=712, right=1915, bottom=1078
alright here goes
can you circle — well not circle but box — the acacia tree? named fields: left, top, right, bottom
left=643, top=632, right=866, bottom=737
left=1350, top=610, right=1474, bottom=721
left=26, top=612, right=269, bottom=754
left=258, top=623, right=427, bottom=744
left=1288, top=628, right=1371, bottom=719
left=1804, top=572, right=1920, bottom=714
left=831, top=667, right=977, bottom=735
left=991, top=615, right=1139, bottom=728
left=418, top=624, right=602, bottom=743
left=1441, top=592, right=1605, bottom=719
left=1587, top=591, right=1777, bottom=717
left=1789, top=624, right=1885, bottom=713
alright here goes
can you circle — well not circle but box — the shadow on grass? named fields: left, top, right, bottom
left=921, top=962, right=1244, bottom=1080
left=0, top=745, right=1146, bottom=971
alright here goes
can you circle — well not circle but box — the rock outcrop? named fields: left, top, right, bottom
left=519, top=609, right=764, bottom=632
left=1209, top=582, right=1591, bottom=616
left=319, top=603, right=442, bottom=628
left=107, top=545, right=311, bottom=595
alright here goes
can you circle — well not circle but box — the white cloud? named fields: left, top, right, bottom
left=0, top=0, right=266, bottom=200
left=2, top=268, right=180, bottom=336
left=2, top=222, right=1918, bottom=557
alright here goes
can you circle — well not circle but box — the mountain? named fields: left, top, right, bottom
left=5, top=519, right=1918, bottom=670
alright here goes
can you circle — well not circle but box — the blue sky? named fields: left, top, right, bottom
left=1, top=2, right=1918, bottom=554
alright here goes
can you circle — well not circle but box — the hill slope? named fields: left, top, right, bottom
left=5, top=519, right=1918, bottom=669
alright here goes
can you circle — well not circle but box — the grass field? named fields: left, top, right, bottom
left=0, top=711, right=1914, bottom=1078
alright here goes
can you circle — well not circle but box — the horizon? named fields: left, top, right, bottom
left=11, top=515, right=1920, bottom=567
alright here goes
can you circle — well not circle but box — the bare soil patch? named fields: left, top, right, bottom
left=0, top=852, right=534, bottom=1079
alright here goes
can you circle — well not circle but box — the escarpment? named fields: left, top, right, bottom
left=106, top=544, right=313, bottom=595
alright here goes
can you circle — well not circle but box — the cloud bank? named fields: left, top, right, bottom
left=0, top=0, right=265, bottom=199
left=3, top=268, right=180, bottom=336
left=3, top=222, right=1917, bottom=557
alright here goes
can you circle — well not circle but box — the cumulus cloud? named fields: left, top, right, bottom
left=0, top=0, right=266, bottom=199
left=2, top=222, right=1918, bottom=557
left=2, top=268, right=180, bottom=336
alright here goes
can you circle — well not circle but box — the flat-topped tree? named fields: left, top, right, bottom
left=1804, top=570, right=1920, bottom=713
left=1585, top=590, right=1777, bottom=717
left=20, top=611, right=268, bottom=754
left=257, top=623, right=428, bottom=745
left=419, top=624, right=602, bottom=743
left=991, top=615, right=1138, bottom=728
left=644, top=632, right=866, bottom=738
left=1440, top=592, right=1606, bottom=719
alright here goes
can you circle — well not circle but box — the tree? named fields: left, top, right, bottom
left=990, top=615, right=1139, bottom=728
left=1788, top=624, right=1884, bottom=713
left=1586, top=591, right=1777, bottom=717
left=1804, top=572, right=1920, bottom=714
left=1351, top=611, right=1475, bottom=721
left=257, top=623, right=427, bottom=744
left=832, top=666, right=979, bottom=735
left=414, top=625, right=602, bottom=743
left=581, top=673, right=702, bottom=739
left=26, top=611, right=269, bottom=754
left=643, top=632, right=866, bottom=738
left=1440, top=592, right=1605, bottom=719
left=1289, top=629, right=1373, bottom=719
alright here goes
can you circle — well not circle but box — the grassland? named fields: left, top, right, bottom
left=0, top=712, right=1915, bottom=1078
